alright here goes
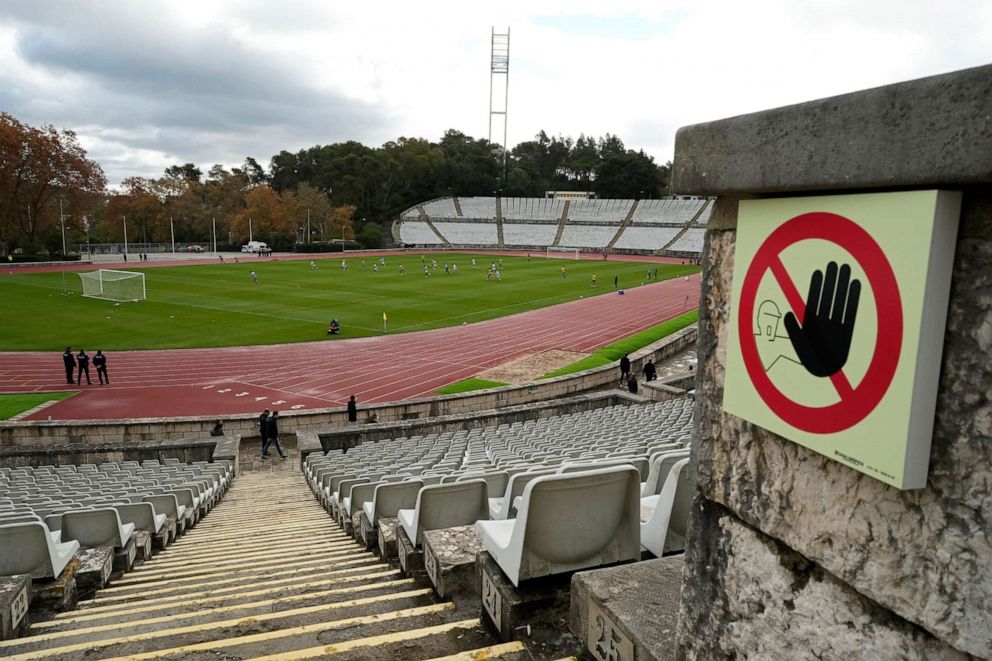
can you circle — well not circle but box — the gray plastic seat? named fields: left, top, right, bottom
left=476, top=466, right=641, bottom=586
left=488, top=469, right=557, bottom=520
left=61, top=508, right=135, bottom=549
left=398, top=479, right=490, bottom=547
left=0, top=522, right=79, bottom=579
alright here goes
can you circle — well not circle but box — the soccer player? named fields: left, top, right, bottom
left=471, top=258, right=477, bottom=268
left=452, top=264, right=458, bottom=274
left=399, top=264, right=406, bottom=276
left=591, top=273, right=598, bottom=288
left=444, top=264, right=449, bottom=274
left=379, top=257, right=385, bottom=266
left=249, top=271, right=259, bottom=284
left=341, top=259, right=348, bottom=270
left=310, top=260, right=317, bottom=270
left=361, top=259, right=367, bottom=269
left=424, top=265, right=430, bottom=278
left=372, top=263, right=379, bottom=272
left=560, top=265, right=566, bottom=279
left=495, top=269, right=502, bottom=281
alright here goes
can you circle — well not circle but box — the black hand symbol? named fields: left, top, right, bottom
left=784, top=262, right=861, bottom=377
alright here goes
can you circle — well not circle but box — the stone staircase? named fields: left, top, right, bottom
left=418, top=205, right=452, bottom=247
left=551, top=201, right=571, bottom=247
left=659, top=198, right=712, bottom=253
left=605, top=199, right=640, bottom=250
left=495, top=198, right=505, bottom=247
left=0, top=456, right=527, bottom=660
left=452, top=196, right=463, bottom=217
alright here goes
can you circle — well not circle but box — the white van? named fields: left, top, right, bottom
left=242, top=241, right=270, bottom=254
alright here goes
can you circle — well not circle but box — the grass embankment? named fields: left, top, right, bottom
left=0, top=254, right=698, bottom=350
left=0, top=392, right=76, bottom=420
left=435, top=309, right=699, bottom=394
left=540, top=310, right=699, bottom=379
left=435, top=378, right=509, bottom=395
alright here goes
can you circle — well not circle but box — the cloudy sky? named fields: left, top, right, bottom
left=1, top=1, right=989, bottom=186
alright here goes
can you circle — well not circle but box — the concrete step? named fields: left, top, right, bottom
left=5, top=462, right=508, bottom=660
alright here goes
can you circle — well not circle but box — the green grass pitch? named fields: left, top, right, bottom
left=0, top=254, right=699, bottom=351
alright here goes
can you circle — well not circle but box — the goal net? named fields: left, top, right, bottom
left=78, top=269, right=146, bottom=302
left=546, top=246, right=580, bottom=259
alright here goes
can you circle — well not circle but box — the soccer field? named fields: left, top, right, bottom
left=0, top=253, right=699, bottom=351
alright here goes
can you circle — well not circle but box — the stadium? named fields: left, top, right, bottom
left=1, top=15, right=990, bottom=661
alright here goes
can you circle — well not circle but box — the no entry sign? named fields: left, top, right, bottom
left=723, top=191, right=961, bottom=489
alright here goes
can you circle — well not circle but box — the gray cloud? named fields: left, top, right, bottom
left=0, top=2, right=389, bottom=184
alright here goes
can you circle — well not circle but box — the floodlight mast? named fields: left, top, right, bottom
left=489, top=27, right=510, bottom=184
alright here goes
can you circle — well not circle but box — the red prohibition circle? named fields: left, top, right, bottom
left=738, top=211, right=903, bottom=434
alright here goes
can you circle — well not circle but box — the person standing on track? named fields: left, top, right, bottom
left=257, top=409, right=270, bottom=457
left=76, top=349, right=92, bottom=385
left=62, top=346, right=76, bottom=385
left=262, top=410, right=287, bottom=459
left=93, top=350, right=109, bottom=384
left=619, top=353, right=631, bottom=386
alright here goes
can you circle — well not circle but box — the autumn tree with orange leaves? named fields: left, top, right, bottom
left=0, top=113, right=106, bottom=254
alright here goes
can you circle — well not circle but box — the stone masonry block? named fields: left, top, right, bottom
left=677, top=500, right=972, bottom=661
left=689, top=204, right=992, bottom=656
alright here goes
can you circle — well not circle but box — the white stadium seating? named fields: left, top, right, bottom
left=668, top=228, right=706, bottom=253
left=398, top=221, right=439, bottom=245
left=306, top=399, right=695, bottom=584
left=502, top=223, right=559, bottom=246
left=502, top=198, right=565, bottom=221
left=558, top=224, right=619, bottom=248
left=0, top=459, right=232, bottom=580
left=476, top=466, right=642, bottom=586
left=612, top=225, right=682, bottom=250
left=396, top=196, right=712, bottom=254
left=434, top=221, right=498, bottom=245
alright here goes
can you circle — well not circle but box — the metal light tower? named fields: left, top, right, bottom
left=489, top=27, right=510, bottom=183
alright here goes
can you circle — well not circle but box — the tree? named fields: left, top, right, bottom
left=0, top=113, right=106, bottom=253
left=164, top=163, right=202, bottom=184
left=230, top=185, right=291, bottom=243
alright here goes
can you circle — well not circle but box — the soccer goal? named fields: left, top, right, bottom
left=78, top=269, right=146, bottom=302
left=546, top=246, right=580, bottom=259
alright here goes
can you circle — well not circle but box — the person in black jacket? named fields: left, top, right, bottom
left=619, top=354, right=631, bottom=385
left=93, top=350, right=109, bottom=384
left=627, top=372, right=639, bottom=394
left=643, top=360, right=657, bottom=382
left=62, top=347, right=76, bottom=385
left=262, top=410, right=287, bottom=459
left=347, top=395, right=358, bottom=423
left=257, top=409, right=270, bottom=458
left=76, top=349, right=92, bottom=385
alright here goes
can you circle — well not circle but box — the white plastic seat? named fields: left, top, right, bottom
left=641, top=449, right=691, bottom=497
left=143, top=494, right=187, bottom=522
left=61, top=508, right=135, bottom=549
left=476, top=466, right=641, bottom=587
left=0, top=522, right=79, bottom=579
left=115, top=502, right=167, bottom=534
left=398, top=479, right=490, bottom=547
left=640, top=458, right=692, bottom=557
left=362, top=480, right=424, bottom=526
left=488, top=469, right=557, bottom=520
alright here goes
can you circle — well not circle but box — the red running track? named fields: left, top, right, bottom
left=1, top=272, right=700, bottom=422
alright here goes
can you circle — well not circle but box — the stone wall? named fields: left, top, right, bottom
left=673, top=65, right=992, bottom=659
left=0, top=436, right=223, bottom=468
left=0, top=325, right=696, bottom=448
